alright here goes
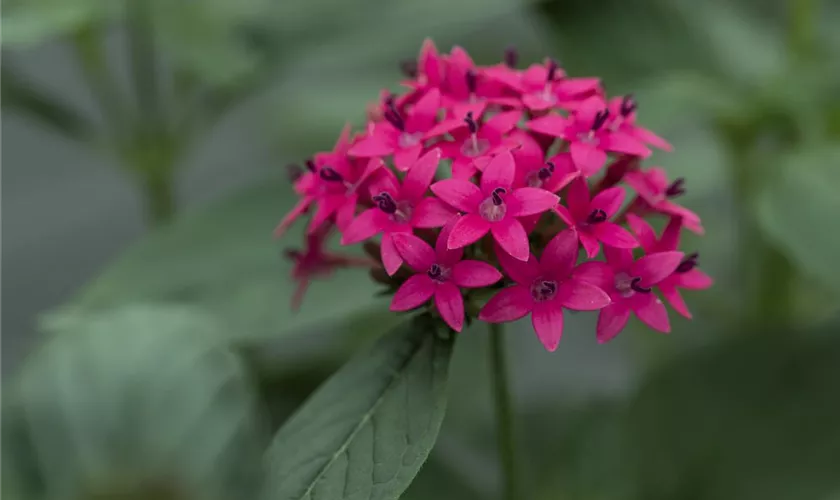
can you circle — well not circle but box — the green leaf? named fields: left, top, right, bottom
left=624, top=327, right=840, bottom=500
left=755, top=145, right=840, bottom=292
left=263, top=314, right=454, bottom=500
left=3, top=304, right=269, bottom=500
left=0, top=0, right=116, bottom=46
left=44, top=178, right=386, bottom=340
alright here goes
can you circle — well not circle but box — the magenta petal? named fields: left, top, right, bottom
left=435, top=222, right=465, bottom=265
left=565, top=176, right=591, bottom=220
left=490, top=217, right=530, bottom=261
left=506, top=187, right=559, bottom=217
left=631, top=293, right=671, bottom=333
left=434, top=282, right=465, bottom=332
left=631, top=251, right=684, bottom=286
left=597, top=303, right=631, bottom=343
left=570, top=141, right=607, bottom=175
left=431, top=179, right=483, bottom=212
left=478, top=285, right=534, bottom=323
left=626, top=213, right=657, bottom=252
left=604, top=246, right=635, bottom=272
left=542, top=229, right=579, bottom=277
left=273, top=197, right=312, bottom=238
left=657, top=216, right=683, bottom=252
left=601, top=131, right=651, bottom=157
left=309, top=195, right=343, bottom=233
left=335, top=197, right=357, bottom=232
left=660, top=283, right=691, bottom=319
left=557, top=279, right=611, bottom=311
left=531, top=301, right=564, bottom=352
left=348, top=135, right=394, bottom=158
left=485, top=110, right=523, bottom=135
left=573, top=261, right=615, bottom=291
left=391, top=232, right=435, bottom=272
left=678, top=269, right=714, bottom=290
left=390, top=274, right=436, bottom=311
left=451, top=260, right=503, bottom=288
left=553, top=205, right=575, bottom=226
left=480, top=150, right=516, bottom=192
left=522, top=93, right=553, bottom=111
left=341, top=208, right=388, bottom=245
left=408, top=87, right=441, bottom=131
left=593, top=222, right=638, bottom=249
left=495, top=246, right=540, bottom=285
left=557, top=77, right=600, bottom=96
left=526, top=115, right=567, bottom=138
left=402, top=148, right=441, bottom=200
left=425, top=118, right=467, bottom=139
left=632, top=125, right=673, bottom=152
left=590, top=186, right=625, bottom=216
left=381, top=233, right=405, bottom=276
left=412, top=197, right=456, bottom=228
left=448, top=214, right=491, bottom=249
left=579, top=231, right=601, bottom=259
left=393, top=144, right=423, bottom=172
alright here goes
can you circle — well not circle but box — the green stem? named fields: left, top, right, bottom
left=126, top=0, right=161, bottom=127
left=141, top=170, right=176, bottom=226
left=71, top=26, right=125, bottom=135
left=489, top=323, right=518, bottom=500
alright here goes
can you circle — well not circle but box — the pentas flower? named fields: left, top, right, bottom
left=431, top=150, right=559, bottom=261
left=430, top=110, right=522, bottom=179
left=627, top=214, right=713, bottom=318
left=555, top=177, right=638, bottom=258
left=607, top=95, right=672, bottom=152
left=487, top=58, right=601, bottom=112
left=528, top=96, right=651, bottom=175
left=396, top=39, right=445, bottom=108
left=576, top=246, right=684, bottom=343
left=623, top=167, right=704, bottom=234
left=479, top=230, right=611, bottom=351
left=390, top=229, right=502, bottom=332
left=349, top=89, right=442, bottom=171
left=341, top=149, right=456, bottom=274
left=440, top=46, right=521, bottom=117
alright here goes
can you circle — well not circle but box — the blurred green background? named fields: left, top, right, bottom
left=2, top=0, right=840, bottom=499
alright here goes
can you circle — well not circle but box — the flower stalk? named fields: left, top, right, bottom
left=489, top=322, right=519, bottom=500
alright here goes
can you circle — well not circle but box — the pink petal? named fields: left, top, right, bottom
left=557, top=77, right=600, bottom=96
left=407, top=88, right=441, bottom=131
left=590, top=186, right=625, bottom=216
left=367, top=166, right=400, bottom=196
left=448, top=214, right=491, bottom=249
left=390, top=274, right=436, bottom=311
left=542, top=229, right=579, bottom=277
left=579, top=231, right=601, bottom=259
left=566, top=176, right=591, bottom=221
left=553, top=205, right=575, bottom=226
left=570, top=141, right=607, bottom=175
left=573, top=261, right=615, bottom=291
left=402, top=148, right=441, bottom=200
left=335, top=197, right=357, bottom=232
left=526, top=115, right=567, bottom=138
left=490, top=217, right=530, bottom=261
left=596, top=303, right=631, bottom=343
left=393, top=144, right=423, bottom=172
left=341, top=208, right=389, bottom=245
left=495, top=245, right=540, bottom=285
left=412, top=197, right=457, bottom=228
left=310, top=195, right=344, bottom=234
left=484, top=110, right=523, bottom=136
left=678, top=269, right=714, bottom=290
left=450, top=158, right=478, bottom=180
left=507, top=187, right=559, bottom=217
left=632, top=125, right=673, bottom=152
left=630, top=251, right=684, bottom=286
left=452, top=101, right=487, bottom=122
left=273, top=197, right=312, bottom=238
left=478, top=285, right=534, bottom=323
left=451, top=260, right=503, bottom=288
left=659, top=283, right=691, bottom=319
left=631, top=293, right=671, bottom=333
left=522, top=93, right=554, bottom=111
left=480, top=150, right=516, bottom=192
left=435, top=222, right=465, bottom=265
left=624, top=169, right=666, bottom=204
left=425, top=118, right=467, bottom=139
left=626, top=213, right=657, bottom=252
left=430, top=179, right=483, bottom=213
left=592, top=222, right=638, bottom=249
left=348, top=134, right=395, bottom=158
left=601, top=131, right=651, bottom=157
left=657, top=216, right=683, bottom=252
left=531, top=301, right=564, bottom=352
left=381, top=232, right=406, bottom=276
left=557, top=279, right=611, bottom=311
left=391, top=232, right=435, bottom=272
left=434, top=282, right=465, bottom=332
left=420, top=38, right=443, bottom=85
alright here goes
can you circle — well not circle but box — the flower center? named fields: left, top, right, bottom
left=676, top=252, right=698, bottom=273
left=586, top=208, right=608, bottom=224
left=427, top=263, right=451, bottom=283
left=373, top=192, right=412, bottom=222
left=398, top=132, right=422, bottom=148
left=383, top=100, right=405, bottom=131
left=665, top=178, right=686, bottom=198
left=525, top=163, right=555, bottom=188
left=577, top=130, right=600, bottom=146
left=620, top=94, right=636, bottom=117
left=479, top=187, right=508, bottom=222
left=614, top=272, right=651, bottom=298
left=530, top=279, right=558, bottom=301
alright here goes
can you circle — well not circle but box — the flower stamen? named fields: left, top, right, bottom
left=676, top=252, right=699, bottom=273
left=586, top=208, right=608, bottom=224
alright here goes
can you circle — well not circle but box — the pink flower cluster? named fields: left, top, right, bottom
left=276, top=40, right=711, bottom=351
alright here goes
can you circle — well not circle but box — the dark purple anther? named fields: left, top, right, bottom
left=372, top=192, right=398, bottom=214
left=400, top=59, right=418, bottom=78
left=586, top=208, right=608, bottom=224
left=305, top=159, right=317, bottom=172
left=592, top=109, right=610, bottom=131
left=537, top=167, right=553, bottom=181
left=319, top=167, right=343, bottom=182
left=464, top=112, right=479, bottom=134
left=539, top=281, right=557, bottom=296
left=545, top=161, right=556, bottom=172
left=620, top=94, right=637, bottom=117
left=428, top=263, right=443, bottom=280
left=676, top=252, right=699, bottom=273
left=504, top=46, right=518, bottom=68
left=630, top=277, right=651, bottom=293
left=491, top=187, right=506, bottom=206
left=284, top=249, right=303, bottom=260
left=665, top=178, right=686, bottom=198
left=465, top=69, right=477, bottom=94
left=546, top=58, right=559, bottom=82
left=287, top=163, right=303, bottom=182
left=383, top=102, right=405, bottom=131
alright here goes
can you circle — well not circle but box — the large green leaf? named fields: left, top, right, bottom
left=263, top=314, right=454, bottom=500
left=2, top=304, right=269, bottom=500
left=44, top=178, right=386, bottom=340
left=755, top=145, right=840, bottom=292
